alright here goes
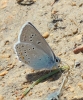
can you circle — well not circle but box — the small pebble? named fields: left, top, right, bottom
left=0, top=95, right=4, bottom=100
left=71, top=2, right=76, bottom=6
left=0, top=70, right=8, bottom=76
left=69, top=87, right=74, bottom=92
left=51, top=10, right=58, bottom=14
left=66, top=85, right=74, bottom=92
left=75, top=34, right=82, bottom=41
left=79, top=3, right=83, bottom=7
left=74, top=61, right=80, bottom=68
left=42, top=32, right=49, bottom=38
left=73, top=28, right=78, bottom=34
left=78, top=82, right=83, bottom=90
left=81, top=74, right=83, bottom=79
left=0, top=54, right=11, bottom=58
left=28, top=92, right=33, bottom=96
left=4, top=40, right=9, bottom=45
left=22, top=84, right=28, bottom=88
left=0, top=0, right=8, bottom=9
left=73, top=45, right=83, bottom=54
left=58, top=52, right=62, bottom=56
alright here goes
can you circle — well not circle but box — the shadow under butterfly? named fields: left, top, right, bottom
left=25, top=69, right=62, bottom=83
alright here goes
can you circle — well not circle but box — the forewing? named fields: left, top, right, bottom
left=18, top=22, right=55, bottom=61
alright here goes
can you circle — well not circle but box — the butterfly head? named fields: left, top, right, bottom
left=55, top=57, right=61, bottom=67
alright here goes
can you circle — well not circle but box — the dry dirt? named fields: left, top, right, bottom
left=0, top=0, right=83, bottom=100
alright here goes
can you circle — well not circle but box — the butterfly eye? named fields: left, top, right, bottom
left=56, top=59, right=59, bottom=62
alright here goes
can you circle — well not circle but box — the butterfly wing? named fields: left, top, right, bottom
left=15, top=42, right=56, bottom=70
left=18, top=22, right=56, bottom=62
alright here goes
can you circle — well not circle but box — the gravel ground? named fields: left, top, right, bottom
left=0, top=0, right=83, bottom=100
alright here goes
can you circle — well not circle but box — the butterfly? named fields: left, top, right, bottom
left=14, top=22, right=61, bottom=70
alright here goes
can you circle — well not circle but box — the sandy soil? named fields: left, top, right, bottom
left=0, top=0, right=83, bottom=100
